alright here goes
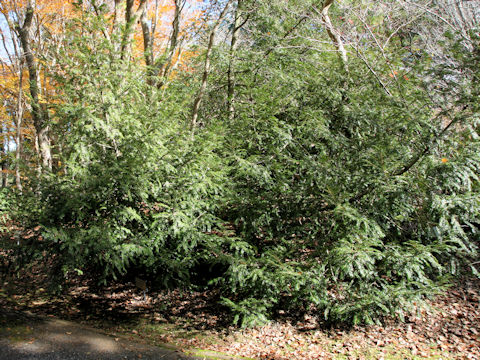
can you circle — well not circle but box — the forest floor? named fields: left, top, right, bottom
left=0, top=231, right=479, bottom=360
left=1, top=262, right=479, bottom=360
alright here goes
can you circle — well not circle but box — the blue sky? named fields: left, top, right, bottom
left=0, top=15, right=14, bottom=64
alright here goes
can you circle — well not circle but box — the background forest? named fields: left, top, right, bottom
left=0, top=0, right=479, bottom=327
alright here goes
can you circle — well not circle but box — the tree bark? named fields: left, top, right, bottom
left=15, top=63, right=24, bottom=192
left=0, top=125, right=6, bottom=188
left=141, top=8, right=153, bottom=68
left=16, top=0, right=52, bottom=171
left=159, top=0, right=181, bottom=81
left=149, top=0, right=183, bottom=87
left=227, top=0, right=242, bottom=121
left=121, top=0, right=148, bottom=60
left=112, top=0, right=123, bottom=52
left=320, top=0, right=348, bottom=72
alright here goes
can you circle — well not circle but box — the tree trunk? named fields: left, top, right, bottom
left=121, top=0, right=148, bottom=60
left=111, top=0, right=123, bottom=53
left=15, top=64, right=24, bottom=192
left=148, top=0, right=183, bottom=87
left=141, top=8, right=153, bottom=68
left=227, top=0, right=242, bottom=121
left=16, top=0, right=52, bottom=171
left=320, top=0, right=348, bottom=72
left=0, top=125, right=6, bottom=188
left=159, top=0, right=181, bottom=82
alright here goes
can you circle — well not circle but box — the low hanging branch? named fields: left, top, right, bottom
left=191, top=0, right=234, bottom=129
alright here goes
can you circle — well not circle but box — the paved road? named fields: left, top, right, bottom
left=0, top=311, right=195, bottom=360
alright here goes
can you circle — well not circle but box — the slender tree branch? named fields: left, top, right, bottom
left=92, top=1, right=111, bottom=42
left=392, top=106, right=467, bottom=176
left=352, top=44, right=392, bottom=96
left=191, top=0, right=234, bottom=129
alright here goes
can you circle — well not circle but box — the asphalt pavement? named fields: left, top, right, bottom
left=0, top=311, right=194, bottom=360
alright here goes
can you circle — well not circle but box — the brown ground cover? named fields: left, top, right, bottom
left=1, top=256, right=479, bottom=360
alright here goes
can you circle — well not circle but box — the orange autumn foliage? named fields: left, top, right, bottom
left=0, top=0, right=207, bottom=176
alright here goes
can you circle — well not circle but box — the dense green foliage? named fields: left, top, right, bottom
left=17, top=26, right=231, bottom=288
left=5, top=0, right=479, bottom=326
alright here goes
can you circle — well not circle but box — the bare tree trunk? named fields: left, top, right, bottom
left=112, top=0, right=122, bottom=32
left=227, top=0, right=242, bottom=121
left=191, top=0, right=234, bottom=129
left=121, top=0, right=148, bottom=60
left=34, top=134, right=40, bottom=176
left=111, top=0, right=123, bottom=53
left=4, top=132, right=9, bottom=188
left=121, top=0, right=136, bottom=59
left=15, top=64, right=24, bottom=192
left=159, top=0, right=182, bottom=81
left=140, top=4, right=156, bottom=86
left=16, top=0, right=52, bottom=171
left=148, top=0, right=183, bottom=87
left=320, top=0, right=348, bottom=72
left=0, top=125, right=6, bottom=188
left=141, top=8, right=154, bottom=68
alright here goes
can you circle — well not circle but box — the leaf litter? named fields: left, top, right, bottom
left=1, top=260, right=479, bottom=359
